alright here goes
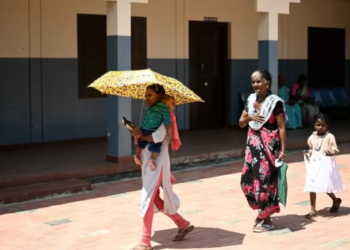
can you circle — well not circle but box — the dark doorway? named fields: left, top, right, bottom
left=131, top=17, right=147, bottom=70
left=189, top=21, right=228, bottom=130
left=77, top=14, right=107, bottom=99
left=77, top=15, right=147, bottom=99
left=308, top=27, right=345, bottom=88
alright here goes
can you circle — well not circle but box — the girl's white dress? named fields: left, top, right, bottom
left=304, top=132, right=344, bottom=193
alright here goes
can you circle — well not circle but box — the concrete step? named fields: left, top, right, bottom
left=0, top=179, right=91, bottom=205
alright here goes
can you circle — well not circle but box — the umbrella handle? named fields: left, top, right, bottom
left=139, top=99, right=145, bottom=127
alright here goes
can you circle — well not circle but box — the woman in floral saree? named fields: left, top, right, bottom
left=239, top=70, right=287, bottom=233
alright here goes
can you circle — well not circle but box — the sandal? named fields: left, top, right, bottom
left=252, top=220, right=274, bottom=233
left=330, top=198, right=342, bottom=213
left=252, top=217, right=262, bottom=229
left=172, top=222, right=195, bottom=241
left=305, top=210, right=318, bottom=219
left=131, top=244, right=154, bottom=250
left=253, top=213, right=274, bottom=229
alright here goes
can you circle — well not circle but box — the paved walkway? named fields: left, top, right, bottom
left=0, top=145, right=350, bottom=249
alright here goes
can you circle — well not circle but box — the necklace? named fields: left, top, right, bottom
left=313, top=131, right=328, bottom=151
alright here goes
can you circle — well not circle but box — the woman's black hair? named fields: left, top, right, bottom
left=254, top=69, right=272, bottom=94
left=297, top=74, right=307, bottom=84
left=146, top=84, right=165, bottom=95
left=313, top=113, right=329, bottom=125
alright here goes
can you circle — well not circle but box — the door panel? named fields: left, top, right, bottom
left=189, top=21, right=228, bottom=130
left=131, top=17, right=147, bottom=70
left=308, top=27, right=345, bottom=88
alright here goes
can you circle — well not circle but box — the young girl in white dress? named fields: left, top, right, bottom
left=303, top=113, right=344, bottom=219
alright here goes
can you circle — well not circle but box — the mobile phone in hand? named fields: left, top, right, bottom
left=122, top=117, right=136, bottom=131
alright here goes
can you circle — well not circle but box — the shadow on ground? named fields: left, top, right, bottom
left=271, top=214, right=314, bottom=232
left=152, top=227, right=245, bottom=249
left=317, top=206, right=350, bottom=218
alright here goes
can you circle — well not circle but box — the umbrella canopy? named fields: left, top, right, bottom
left=88, top=69, right=204, bottom=105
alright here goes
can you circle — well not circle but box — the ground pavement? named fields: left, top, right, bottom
left=1, top=145, right=350, bottom=250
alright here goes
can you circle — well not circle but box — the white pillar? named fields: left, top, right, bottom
left=104, top=0, right=148, bottom=163
left=257, top=11, right=279, bottom=94
left=255, top=0, right=301, bottom=94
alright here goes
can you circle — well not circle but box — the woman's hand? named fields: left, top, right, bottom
left=239, top=110, right=265, bottom=128
left=278, top=152, right=286, bottom=162
left=130, top=127, right=142, bottom=138
left=248, top=114, right=265, bottom=123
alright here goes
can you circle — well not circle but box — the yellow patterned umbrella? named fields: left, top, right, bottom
left=88, top=69, right=204, bottom=105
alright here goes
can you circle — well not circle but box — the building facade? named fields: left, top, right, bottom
left=1, top=0, right=350, bottom=153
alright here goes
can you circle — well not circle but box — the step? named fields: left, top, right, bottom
left=0, top=179, right=92, bottom=205
left=2, top=134, right=350, bottom=190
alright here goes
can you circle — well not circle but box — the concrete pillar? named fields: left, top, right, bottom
left=105, top=0, right=148, bottom=163
left=258, top=12, right=279, bottom=94
left=255, top=0, right=300, bottom=94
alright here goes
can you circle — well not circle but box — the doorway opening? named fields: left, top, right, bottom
left=189, top=21, right=229, bottom=130
left=308, top=27, right=345, bottom=88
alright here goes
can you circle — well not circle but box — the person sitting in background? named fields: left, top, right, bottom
left=278, top=75, right=303, bottom=129
left=290, top=74, right=320, bottom=127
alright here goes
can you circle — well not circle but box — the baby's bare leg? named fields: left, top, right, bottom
left=151, top=152, right=160, bottom=161
left=133, top=143, right=142, bottom=165
left=133, top=149, right=142, bottom=165
left=149, top=152, right=159, bottom=171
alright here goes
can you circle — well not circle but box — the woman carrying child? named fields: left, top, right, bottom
left=134, top=84, right=180, bottom=170
left=130, top=84, right=194, bottom=250
left=303, top=113, right=344, bottom=219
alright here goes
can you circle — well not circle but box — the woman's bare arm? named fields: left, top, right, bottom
left=139, top=134, right=154, bottom=143
left=239, top=110, right=249, bottom=128
left=276, top=113, right=286, bottom=154
left=130, top=127, right=155, bottom=143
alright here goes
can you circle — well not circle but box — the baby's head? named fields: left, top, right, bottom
left=161, top=94, right=175, bottom=111
left=313, top=113, right=329, bottom=135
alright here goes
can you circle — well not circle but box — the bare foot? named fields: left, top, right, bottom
left=133, top=155, right=142, bottom=165
left=149, top=159, right=157, bottom=171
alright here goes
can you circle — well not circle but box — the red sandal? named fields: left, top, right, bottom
left=172, top=223, right=195, bottom=241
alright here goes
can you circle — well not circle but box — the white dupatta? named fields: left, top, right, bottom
left=246, top=93, right=288, bottom=130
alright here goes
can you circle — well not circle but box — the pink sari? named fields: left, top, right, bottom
left=170, top=111, right=182, bottom=151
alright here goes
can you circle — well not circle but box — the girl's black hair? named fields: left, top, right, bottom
left=255, top=69, right=272, bottom=94
left=146, top=84, right=165, bottom=95
left=314, top=113, right=329, bottom=125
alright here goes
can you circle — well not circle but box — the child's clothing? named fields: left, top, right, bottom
left=304, top=132, right=344, bottom=193
left=138, top=102, right=172, bottom=153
